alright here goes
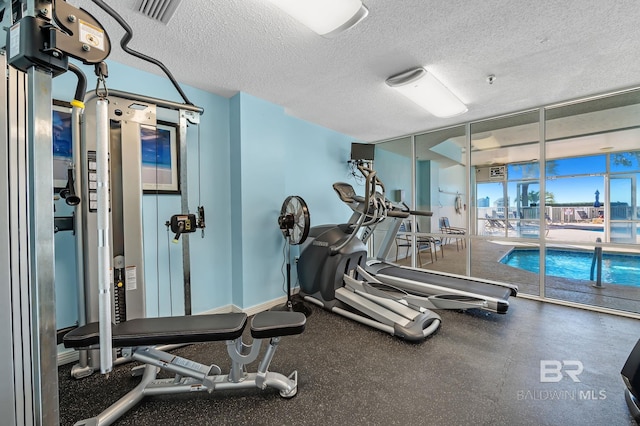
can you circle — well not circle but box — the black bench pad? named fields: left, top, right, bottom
left=64, top=313, right=248, bottom=349
left=250, top=311, right=306, bottom=339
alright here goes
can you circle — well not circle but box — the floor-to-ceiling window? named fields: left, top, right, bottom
left=372, top=137, right=412, bottom=263
left=470, top=111, right=541, bottom=295
left=609, top=152, right=640, bottom=244
left=372, top=87, right=640, bottom=317
left=544, top=90, right=640, bottom=313
left=411, top=126, right=467, bottom=273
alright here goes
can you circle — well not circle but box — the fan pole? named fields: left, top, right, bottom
left=274, top=230, right=310, bottom=315
left=285, top=237, right=293, bottom=309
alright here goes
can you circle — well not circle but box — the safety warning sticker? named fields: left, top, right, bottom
left=79, top=19, right=106, bottom=51
left=125, top=266, right=137, bottom=291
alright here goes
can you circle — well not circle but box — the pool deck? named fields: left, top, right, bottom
left=397, top=233, right=640, bottom=315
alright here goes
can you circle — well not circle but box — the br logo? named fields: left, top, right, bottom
left=540, top=360, right=584, bottom=383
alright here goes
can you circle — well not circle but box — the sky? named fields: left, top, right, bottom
left=477, top=154, right=636, bottom=207
left=479, top=177, right=632, bottom=207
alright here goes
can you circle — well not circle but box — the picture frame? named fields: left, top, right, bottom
left=52, top=101, right=180, bottom=194
left=141, top=122, right=180, bottom=194
left=52, top=100, right=73, bottom=191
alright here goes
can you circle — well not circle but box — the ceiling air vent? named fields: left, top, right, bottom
left=135, top=0, right=183, bottom=24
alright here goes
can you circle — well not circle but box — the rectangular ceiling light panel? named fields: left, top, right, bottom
left=266, top=0, right=368, bottom=37
left=135, top=0, right=183, bottom=24
left=386, top=68, right=468, bottom=118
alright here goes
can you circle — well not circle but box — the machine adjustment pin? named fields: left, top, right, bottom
left=68, top=15, right=77, bottom=23
left=82, top=44, right=90, bottom=52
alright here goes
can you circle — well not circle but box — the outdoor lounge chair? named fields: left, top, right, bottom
left=502, top=217, right=516, bottom=230
left=484, top=214, right=505, bottom=233
left=576, top=210, right=589, bottom=222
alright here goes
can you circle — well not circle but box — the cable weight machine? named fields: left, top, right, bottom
left=1, top=0, right=111, bottom=423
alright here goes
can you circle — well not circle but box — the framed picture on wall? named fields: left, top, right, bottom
left=53, top=100, right=73, bottom=191
left=141, top=122, right=180, bottom=193
left=52, top=102, right=180, bottom=194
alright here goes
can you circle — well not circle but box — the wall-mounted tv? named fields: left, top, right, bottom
left=350, top=142, right=375, bottom=161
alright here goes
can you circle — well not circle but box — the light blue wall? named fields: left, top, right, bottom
left=229, top=95, right=244, bottom=309
left=284, top=117, right=357, bottom=225
left=417, top=161, right=432, bottom=209
left=416, top=160, right=435, bottom=232
left=53, top=61, right=355, bottom=326
left=53, top=200, right=79, bottom=328
left=229, top=93, right=286, bottom=308
left=374, top=148, right=412, bottom=203
left=230, top=92, right=355, bottom=310
left=437, top=164, right=466, bottom=229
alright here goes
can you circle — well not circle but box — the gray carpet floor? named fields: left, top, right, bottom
left=59, top=297, right=640, bottom=425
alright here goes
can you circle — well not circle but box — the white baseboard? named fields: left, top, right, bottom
left=196, top=291, right=298, bottom=316
left=239, top=295, right=289, bottom=316
left=195, top=304, right=235, bottom=315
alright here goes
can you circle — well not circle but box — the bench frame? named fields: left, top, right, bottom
left=67, top=312, right=304, bottom=426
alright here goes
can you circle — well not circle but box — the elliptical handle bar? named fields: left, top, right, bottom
left=330, top=162, right=384, bottom=255
left=358, top=162, right=385, bottom=196
left=357, top=162, right=387, bottom=227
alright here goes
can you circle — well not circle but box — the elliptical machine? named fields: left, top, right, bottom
left=297, top=161, right=441, bottom=341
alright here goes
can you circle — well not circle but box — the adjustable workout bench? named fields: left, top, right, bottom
left=64, top=310, right=306, bottom=426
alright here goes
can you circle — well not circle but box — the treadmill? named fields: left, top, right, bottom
left=367, top=261, right=517, bottom=313
left=333, top=181, right=518, bottom=314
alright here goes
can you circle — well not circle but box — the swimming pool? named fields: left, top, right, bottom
left=500, top=248, right=640, bottom=287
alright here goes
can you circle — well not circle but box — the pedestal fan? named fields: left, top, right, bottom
left=275, top=195, right=311, bottom=315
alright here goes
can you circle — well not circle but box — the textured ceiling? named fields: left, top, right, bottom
left=73, top=0, right=640, bottom=142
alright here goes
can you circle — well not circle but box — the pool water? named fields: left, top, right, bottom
left=501, top=249, right=640, bottom=287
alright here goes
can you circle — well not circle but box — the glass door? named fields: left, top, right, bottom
left=476, top=181, right=507, bottom=236
left=373, top=137, right=413, bottom=262
left=609, top=174, right=638, bottom=243
left=511, top=180, right=540, bottom=238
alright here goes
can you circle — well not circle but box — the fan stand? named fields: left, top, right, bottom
left=272, top=196, right=311, bottom=316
